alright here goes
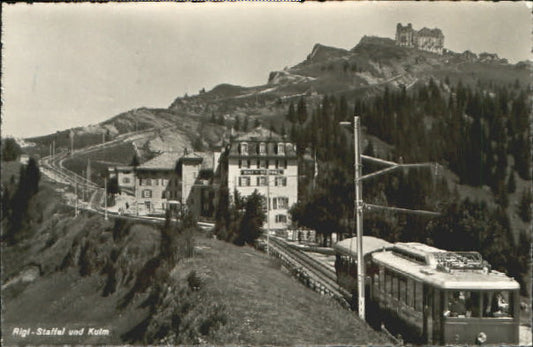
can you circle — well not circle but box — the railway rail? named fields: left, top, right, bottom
left=268, top=236, right=352, bottom=308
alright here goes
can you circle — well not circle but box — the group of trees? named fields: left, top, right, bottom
left=209, top=113, right=261, bottom=133
left=2, top=158, right=41, bottom=244
left=359, top=79, right=530, bottom=205
left=1, top=138, right=22, bottom=162
left=214, top=188, right=266, bottom=247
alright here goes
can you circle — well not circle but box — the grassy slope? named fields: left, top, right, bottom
left=2, top=172, right=388, bottom=345
left=168, top=237, right=389, bottom=345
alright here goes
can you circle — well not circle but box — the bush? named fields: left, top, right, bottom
left=187, top=270, right=202, bottom=291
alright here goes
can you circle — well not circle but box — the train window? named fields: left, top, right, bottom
left=399, top=278, right=407, bottom=304
left=415, top=282, right=423, bottom=311
left=406, top=279, right=414, bottom=308
left=385, top=271, right=392, bottom=295
left=445, top=291, right=467, bottom=317
left=379, top=268, right=385, bottom=293
left=392, top=275, right=399, bottom=300
left=483, top=291, right=513, bottom=318
left=465, top=291, right=481, bottom=318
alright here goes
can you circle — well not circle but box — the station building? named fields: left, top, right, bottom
left=224, top=126, right=298, bottom=231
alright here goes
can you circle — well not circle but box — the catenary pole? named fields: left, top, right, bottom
left=353, top=116, right=365, bottom=319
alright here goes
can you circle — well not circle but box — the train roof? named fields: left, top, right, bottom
left=334, top=236, right=393, bottom=258
left=372, top=243, right=519, bottom=290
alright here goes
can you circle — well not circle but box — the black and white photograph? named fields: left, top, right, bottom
left=1, top=2, right=531, bottom=345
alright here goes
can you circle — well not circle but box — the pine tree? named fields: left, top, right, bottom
left=233, top=117, right=241, bottom=132
left=518, top=189, right=532, bottom=222
left=235, top=190, right=266, bottom=246
left=297, top=97, right=308, bottom=125
left=243, top=116, right=249, bottom=132
left=507, top=171, right=516, bottom=194
left=130, top=154, right=140, bottom=167
left=286, top=102, right=296, bottom=123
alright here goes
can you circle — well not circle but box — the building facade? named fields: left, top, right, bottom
left=225, top=127, right=298, bottom=230
left=113, top=151, right=218, bottom=216
left=395, top=23, right=444, bottom=54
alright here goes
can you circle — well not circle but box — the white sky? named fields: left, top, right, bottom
left=2, top=2, right=531, bottom=138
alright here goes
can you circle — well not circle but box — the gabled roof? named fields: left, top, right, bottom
left=137, top=152, right=180, bottom=171
left=234, top=126, right=284, bottom=142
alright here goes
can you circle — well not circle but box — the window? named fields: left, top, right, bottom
left=259, top=160, right=267, bottom=168
left=415, top=282, right=423, bottom=311
left=278, top=143, right=285, bottom=155
left=276, top=197, right=289, bottom=209
left=145, top=178, right=152, bottom=186
left=378, top=268, right=384, bottom=293
left=240, top=142, right=248, bottom=155
left=385, top=271, right=392, bottom=295
left=139, top=179, right=143, bottom=186
left=239, top=176, right=251, bottom=187
left=142, top=189, right=152, bottom=198
left=238, top=160, right=242, bottom=168
left=399, top=278, right=407, bottom=304
left=256, top=160, right=260, bottom=169
left=162, top=191, right=166, bottom=199
left=241, top=160, right=249, bottom=168
left=275, top=177, right=287, bottom=186
left=482, top=291, right=512, bottom=318
left=154, top=179, right=159, bottom=186
left=257, top=176, right=267, bottom=186
left=392, top=274, right=399, bottom=300
left=122, top=177, right=130, bottom=184
left=279, top=160, right=287, bottom=169
left=259, top=142, right=266, bottom=155
left=275, top=214, right=287, bottom=223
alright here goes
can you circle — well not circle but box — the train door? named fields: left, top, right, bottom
left=432, top=287, right=443, bottom=344
left=422, top=285, right=443, bottom=344
left=422, top=284, right=432, bottom=344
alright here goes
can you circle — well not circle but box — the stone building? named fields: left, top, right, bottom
left=395, top=23, right=444, bottom=54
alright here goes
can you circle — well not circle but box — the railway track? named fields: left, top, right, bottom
left=268, top=236, right=352, bottom=307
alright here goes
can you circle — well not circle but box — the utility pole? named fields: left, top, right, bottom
left=104, top=177, right=108, bottom=220
left=339, top=116, right=441, bottom=320
left=266, top=169, right=270, bottom=255
left=354, top=116, right=365, bottom=320
left=70, top=130, right=74, bottom=154
left=75, top=183, right=78, bottom=217
left=341, top=116, right=365, bottom=319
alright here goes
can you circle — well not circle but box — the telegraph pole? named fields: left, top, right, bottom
left=104, top=177, right=108, bottom=220
left=340, top=116, right=441, bottom=320
left=266, top=169, right=271, bottom=255
left=353, top=116, right=365, bottom=320
left=75, top=183, right=79, bottom=216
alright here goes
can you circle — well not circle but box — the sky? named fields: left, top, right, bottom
left=2, top=2, right=531, bottom=138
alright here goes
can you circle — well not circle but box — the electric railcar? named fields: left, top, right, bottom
left=334, top=237, right=520, bottom=345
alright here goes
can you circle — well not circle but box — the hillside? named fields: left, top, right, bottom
left=1, top=172, right=388, bottom=345
left=23, top=35, right=530, bottom=161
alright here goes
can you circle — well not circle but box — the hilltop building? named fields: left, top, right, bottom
left=395, top=23, right=444, bottom=54
left=222, top=126, right=298, bottom=230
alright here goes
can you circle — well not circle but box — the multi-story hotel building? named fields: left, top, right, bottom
left=225, top=127, right=298, bottom=230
